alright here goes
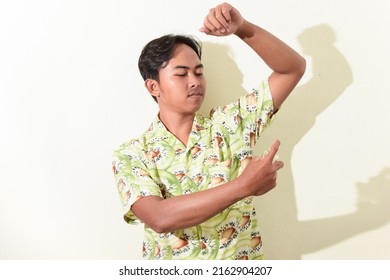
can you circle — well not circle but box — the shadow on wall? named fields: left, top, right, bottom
left=201, top=24, right=390, bottom=259
left=198, top=42, right=247, bottom=116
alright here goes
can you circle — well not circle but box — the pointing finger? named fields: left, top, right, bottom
left=266, top=140, right=281, bottom=162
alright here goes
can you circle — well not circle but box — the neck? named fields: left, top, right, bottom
left=158, top=111, right=195, bottom=146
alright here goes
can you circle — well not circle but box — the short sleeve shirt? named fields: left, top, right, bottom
left=112, top=80, right=274, bottom=260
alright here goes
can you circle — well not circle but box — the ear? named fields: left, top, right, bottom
left=145, top=79, right=160, bottom=99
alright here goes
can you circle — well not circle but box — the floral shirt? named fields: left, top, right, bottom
left=112, top=80, right=274, bottom=260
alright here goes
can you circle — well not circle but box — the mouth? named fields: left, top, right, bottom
left=188, top=91, right=204, bottom=98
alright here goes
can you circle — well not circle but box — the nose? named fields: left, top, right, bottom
left=189, top=74, right=202, bottom=88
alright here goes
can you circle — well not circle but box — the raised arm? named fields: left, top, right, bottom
left=199, top=2, right=306, bottom=112
left=130, top=3, right=297, bottom=234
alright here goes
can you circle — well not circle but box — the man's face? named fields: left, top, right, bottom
left=155, top=44, right=206, bottom=115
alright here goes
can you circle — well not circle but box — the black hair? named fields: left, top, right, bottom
left=138, top=34, right=202, bottom=102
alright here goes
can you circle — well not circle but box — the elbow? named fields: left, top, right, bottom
left=298, top=56, right=306, bottom=77
left=149, top=224, right=168, bottom=234
left=131, top=196, right=176, bottom=233
left=147, top=216, right=175, bottom=234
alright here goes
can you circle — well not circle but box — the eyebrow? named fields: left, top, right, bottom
left=173, top=64, right=204, bottom=70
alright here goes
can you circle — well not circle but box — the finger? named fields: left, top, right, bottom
left=220, top=3, right=232, bottom=23
left=202, top=15, right=221, bottom=34
left=214, top=4, right=232, bottom=30
left=266, top=140, right=281, bottom=161
left=207, top=17, right=226, bottom=33
left=273, top=160, right=284, bottom=171
left=200, top=21, right=226, bottom=36
left=199, top=26, right=212, bottom=34
left=207, top=6, right=230, bottom=33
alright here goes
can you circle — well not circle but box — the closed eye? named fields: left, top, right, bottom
left=175, top=72, right=203, bottom=77
left=175, top=73, right=187, bottom=77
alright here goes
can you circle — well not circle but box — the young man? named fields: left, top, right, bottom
left=112, top=3, right=305, bottom=259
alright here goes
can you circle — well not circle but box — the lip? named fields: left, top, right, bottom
left=188, top=91, right=204, bottom=98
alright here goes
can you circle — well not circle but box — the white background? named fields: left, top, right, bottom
left=1, top=0, right=389, bottom=259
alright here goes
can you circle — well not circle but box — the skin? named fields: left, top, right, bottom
left=134, top=2, right=306, bottom=233
left=145, top=44, right=206, bottom=145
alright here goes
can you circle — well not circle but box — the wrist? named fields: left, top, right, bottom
left=232, top=175, right=252, bottom=199
left=234, top=20, right=255, bottom=39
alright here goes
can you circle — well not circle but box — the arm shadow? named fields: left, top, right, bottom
left=200, top=24, right=390, bottom=259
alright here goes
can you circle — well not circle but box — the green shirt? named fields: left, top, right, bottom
left=112, top=80, right=274, bottom=259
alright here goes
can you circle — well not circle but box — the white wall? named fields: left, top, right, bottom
left=1, top=0, right=389, bottom=259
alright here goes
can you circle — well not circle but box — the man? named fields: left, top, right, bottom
left=112, top=2, right=305, bottom=259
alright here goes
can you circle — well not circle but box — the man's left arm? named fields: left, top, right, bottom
left=200, top=2, right=306, bottom=112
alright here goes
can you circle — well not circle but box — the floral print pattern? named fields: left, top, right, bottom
left=112, top=80, right=274, bottom=259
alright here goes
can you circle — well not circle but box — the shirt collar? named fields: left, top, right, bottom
left=145, top=114, right=211, bottom=146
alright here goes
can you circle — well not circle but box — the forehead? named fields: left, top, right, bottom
left=167, top=44, right=202, bottom=67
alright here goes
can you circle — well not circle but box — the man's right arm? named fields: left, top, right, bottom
left=131, top=140, right=283, bottom=233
